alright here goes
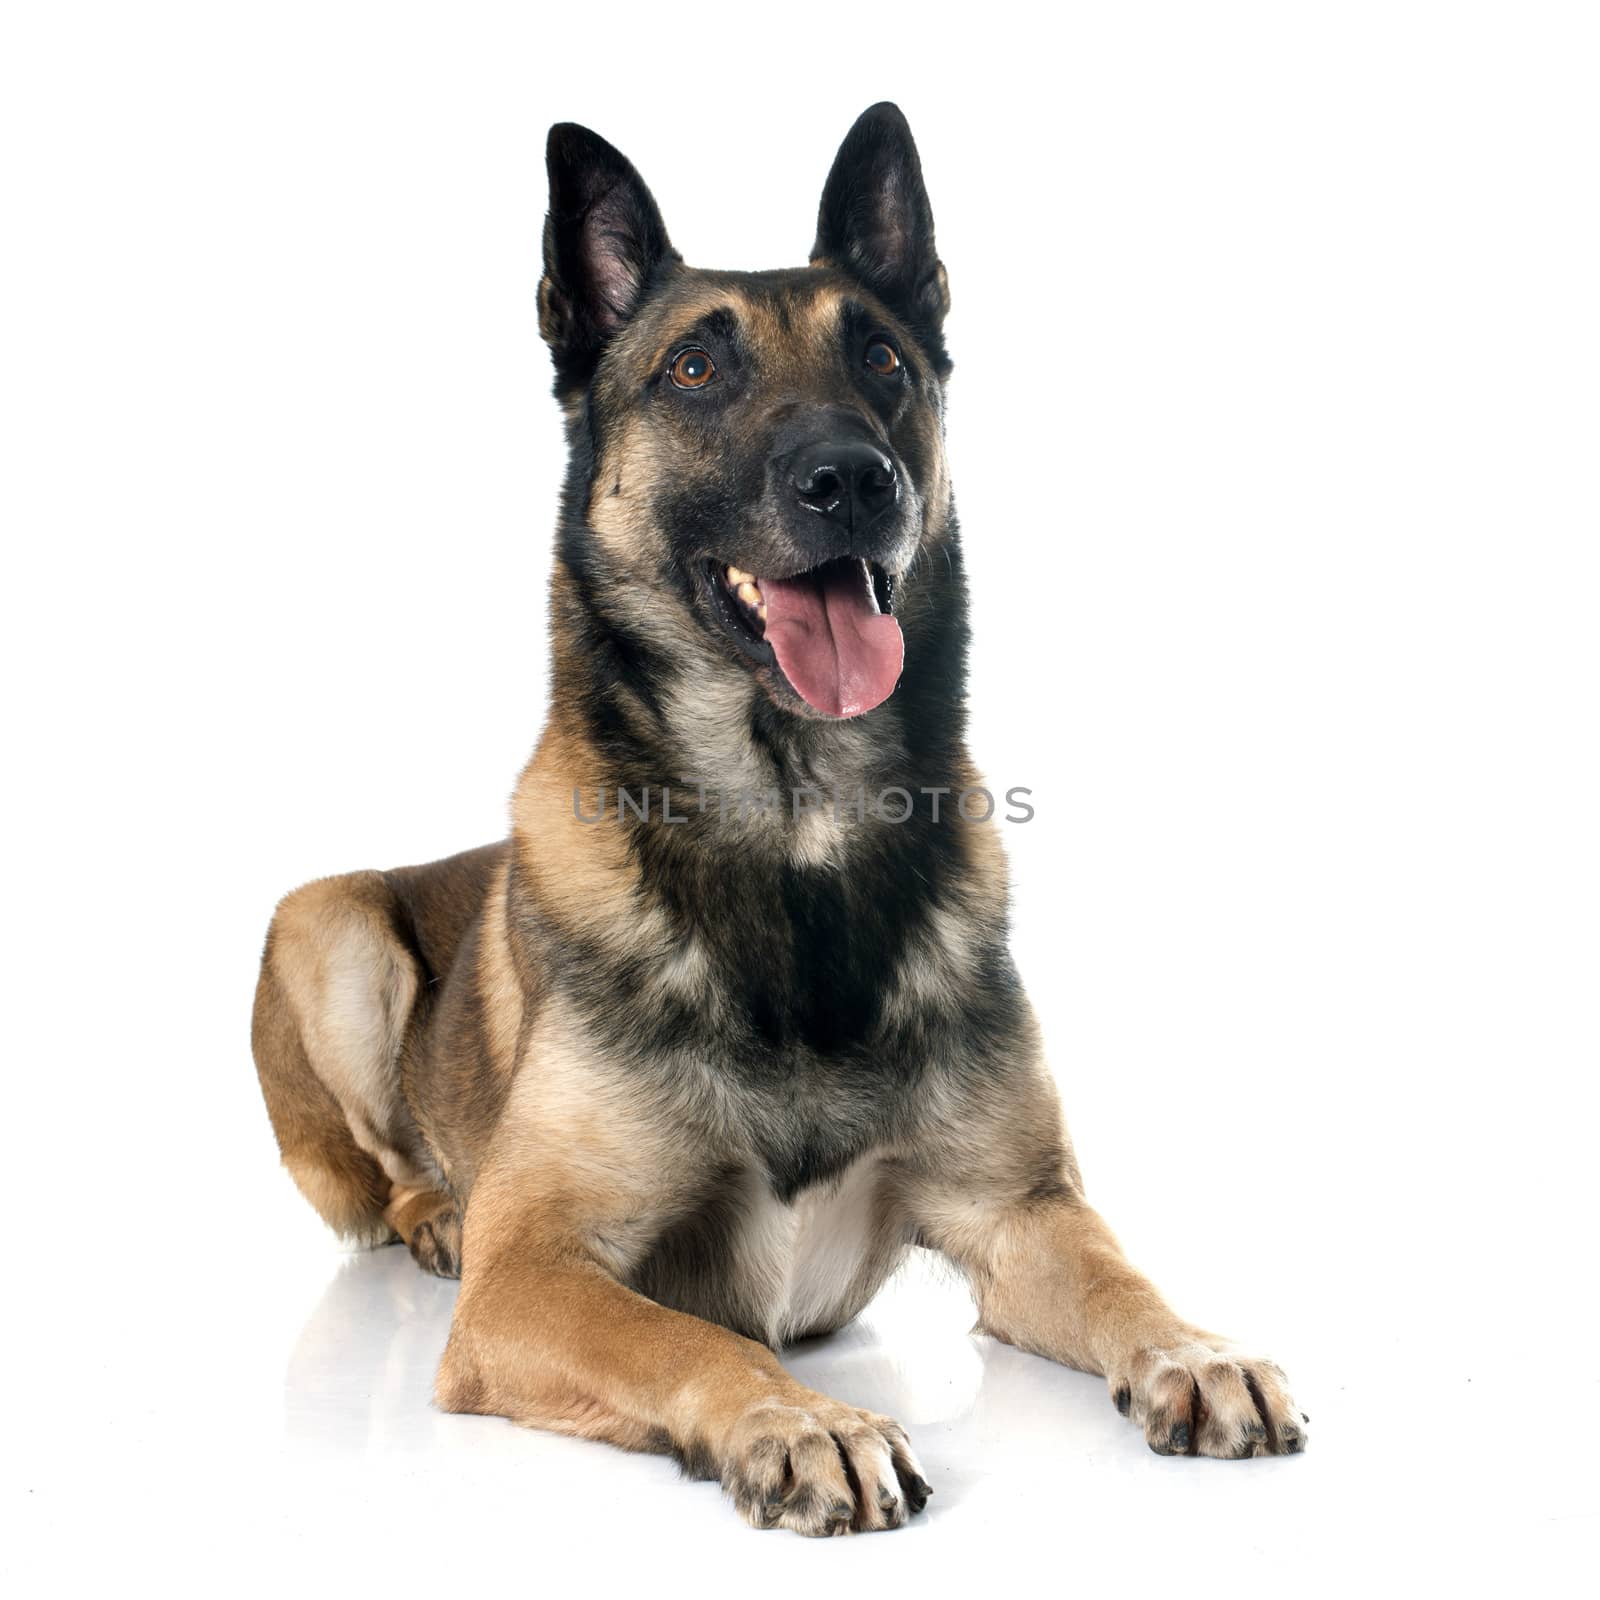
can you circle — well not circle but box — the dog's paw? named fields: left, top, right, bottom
left=384, top=1187, right=464, bottom=1279
left=719, top=1395, right=931, bottom=1535
left=407, top=1208, right=462, bottom=1278
left=1108, top=1336, right=1307, bottom=1459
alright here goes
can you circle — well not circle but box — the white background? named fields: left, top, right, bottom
left=4, top=3, right=1597, bottom=1594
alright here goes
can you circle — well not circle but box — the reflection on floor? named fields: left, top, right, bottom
left=12, top=1231, right=1580, bottom=1595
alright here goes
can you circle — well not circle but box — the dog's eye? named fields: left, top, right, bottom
left=669, top=348, right=716, bottom=389
left=865, top=340, right=900, bottom=376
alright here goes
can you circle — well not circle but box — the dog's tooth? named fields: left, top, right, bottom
left=756, top=602, right=767, bottom=621
left=737, top=581, right=762, bottom=609
left=727, top=565, right=751, bottom=586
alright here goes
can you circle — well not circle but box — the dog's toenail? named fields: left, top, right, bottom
left=1114, top=1385, right=1132, bottom=1415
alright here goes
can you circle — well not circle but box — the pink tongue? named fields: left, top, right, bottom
left=760, top=561, right=903, bottom=717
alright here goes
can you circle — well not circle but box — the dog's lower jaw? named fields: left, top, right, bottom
left=702, top=555, right=905, bottom=719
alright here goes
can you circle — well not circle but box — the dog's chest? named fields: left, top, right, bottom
left=727, top=1153, right=893, bottom=1346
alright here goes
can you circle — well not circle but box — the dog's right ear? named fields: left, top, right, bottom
left=539, top=124, right=679, bottom=390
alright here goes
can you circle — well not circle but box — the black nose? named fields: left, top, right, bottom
left=790, top=440, right=898, bottom=534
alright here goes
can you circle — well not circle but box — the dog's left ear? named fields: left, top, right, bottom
left=540, top=123, right=679, bottom=391
left=811, top=103, right=950, bottom=346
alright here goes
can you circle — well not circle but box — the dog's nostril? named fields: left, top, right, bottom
left=796, top=468, right=843, bottom=508
left=861, top=464, right=895, bottom=505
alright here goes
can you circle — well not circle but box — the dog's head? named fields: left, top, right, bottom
left=540, top=104, right=955, bottom=724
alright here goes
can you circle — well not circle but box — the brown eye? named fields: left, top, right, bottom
left=865, top=339, right=900, bottom=375
left=669, top=348, right=715, bottom=389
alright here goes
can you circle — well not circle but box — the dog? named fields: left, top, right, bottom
left=252, top=102, right=1306, bottom=1536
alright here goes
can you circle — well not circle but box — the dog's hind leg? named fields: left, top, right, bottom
left=252, top=871, right=432, bottom=1248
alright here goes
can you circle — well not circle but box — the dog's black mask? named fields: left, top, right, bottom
left=537, top=104, right=956, bottom=723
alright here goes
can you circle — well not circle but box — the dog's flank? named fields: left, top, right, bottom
left=252, top=102, right=1305, bottom=1536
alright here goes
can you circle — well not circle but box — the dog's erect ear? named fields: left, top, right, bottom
left=811, top=103, right=950, bottom=343
left=539, top=123, right=679, bottom=388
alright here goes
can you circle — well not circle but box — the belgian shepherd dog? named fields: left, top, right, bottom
left=252, top=103, right=1305, bottom=1536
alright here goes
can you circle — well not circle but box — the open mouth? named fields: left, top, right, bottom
left=706, top=556, right=903, bottom=718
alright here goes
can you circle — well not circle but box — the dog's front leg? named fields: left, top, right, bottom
left=434, top=1178, right=930, bottom=1535
left=908, top=1061, right=1307, bottom=1458
left=944, top=1194, right=1305, bottom=1456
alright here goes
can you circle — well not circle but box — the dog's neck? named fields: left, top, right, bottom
left=509, top=517, right=1001, bottom=1050
left=544, top=522, right=974, bottom=810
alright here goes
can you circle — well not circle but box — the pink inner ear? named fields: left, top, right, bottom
left=874, top=169, right=909, bottom=270
left=583, top=192, right=644, bottom=330
left=846, top=169, right=910, bottom=284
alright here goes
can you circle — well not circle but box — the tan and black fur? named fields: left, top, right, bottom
left=253, top=104, right=1305, bottom=1536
